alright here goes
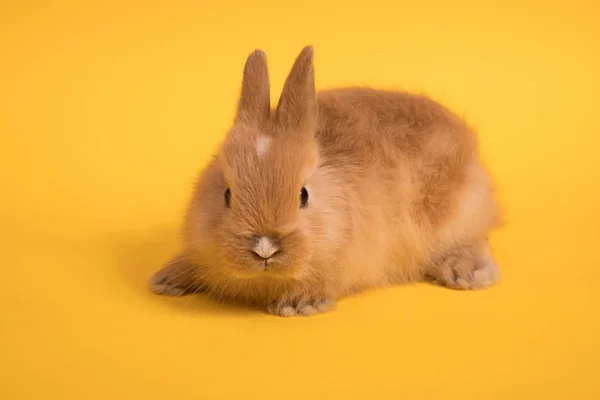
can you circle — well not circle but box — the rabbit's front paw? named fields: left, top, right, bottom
left=149, top=253, right=204, bottom=296
left=267, top=297, right=336, bottom=317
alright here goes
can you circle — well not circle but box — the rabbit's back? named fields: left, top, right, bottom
left=316, top=87, right=482, bottom=221
left=312, top=88, right=499, bottom=287
left=316, top=88, right=475, bottom=168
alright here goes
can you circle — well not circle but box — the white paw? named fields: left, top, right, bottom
left=267, top=298, right=336, bottom=317
left=469, top=261, right=501, bottom=289
left=448, top=260, right=501, bottom=290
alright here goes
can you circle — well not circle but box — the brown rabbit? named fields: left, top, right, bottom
left=149, top=46, right=501, bottom=317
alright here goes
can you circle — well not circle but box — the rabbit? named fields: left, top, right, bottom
left=148, top=45, right=502, bottom=317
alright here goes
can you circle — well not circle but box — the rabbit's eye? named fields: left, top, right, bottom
left=224, top=188, right=232, bottom=208
left=300, top=187, right=309, bottom=208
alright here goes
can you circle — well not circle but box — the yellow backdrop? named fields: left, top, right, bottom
left=1, top=0, right=599, bottom=399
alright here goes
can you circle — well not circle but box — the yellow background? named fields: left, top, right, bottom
left=1, top=0, right=599, bottom=399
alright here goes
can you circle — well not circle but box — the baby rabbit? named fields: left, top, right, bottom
left=149, top=46, right=501, bottom=317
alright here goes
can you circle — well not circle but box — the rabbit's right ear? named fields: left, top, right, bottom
left=235, top=50, right=271, bottom=126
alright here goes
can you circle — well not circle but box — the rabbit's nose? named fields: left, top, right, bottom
left=251, top=236, right=279, bottom=259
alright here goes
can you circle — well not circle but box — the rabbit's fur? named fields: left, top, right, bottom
left=149, top=46, right=501, bottom=317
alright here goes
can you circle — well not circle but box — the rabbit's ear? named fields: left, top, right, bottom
left=275, top=46, right=317, bottom=136
left=235, top=49, right=271, bottom=125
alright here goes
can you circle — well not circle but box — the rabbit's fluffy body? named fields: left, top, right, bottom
left=149, top=46, right=501, bottom=317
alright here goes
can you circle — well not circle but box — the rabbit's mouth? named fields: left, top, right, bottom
left=219, top=250, right=301, bottom=281
left=248, top=251, right=296, bottom=275
left=249, top=251, right=278, bottom=267
left=211, top=228, right=311, bottom=279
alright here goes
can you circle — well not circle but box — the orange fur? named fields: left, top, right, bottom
left=149, top=46, right=501, bottom=317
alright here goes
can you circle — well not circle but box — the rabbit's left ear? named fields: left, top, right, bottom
left=275, top=46, right=317, bottom=137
